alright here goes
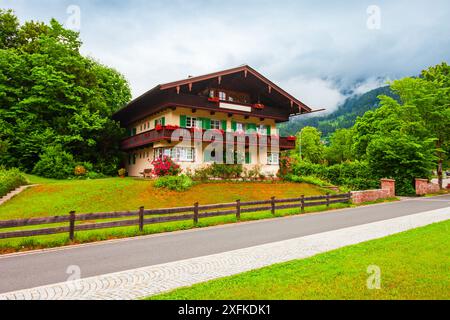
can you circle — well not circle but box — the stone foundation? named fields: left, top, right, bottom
left=415, top=178, right=440, bottom=196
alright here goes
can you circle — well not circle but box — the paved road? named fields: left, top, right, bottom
left=1, top=195, right=450, bottom=294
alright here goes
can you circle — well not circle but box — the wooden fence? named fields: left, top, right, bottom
left=0, top=193, right=351, bottom=241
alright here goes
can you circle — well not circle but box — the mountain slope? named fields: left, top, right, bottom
left=279, top=86, right=397, bottom=137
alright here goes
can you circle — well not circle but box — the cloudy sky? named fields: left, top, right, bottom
left=2, top=0, right=450, bottom=112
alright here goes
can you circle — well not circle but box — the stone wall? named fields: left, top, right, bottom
left=351, top=178, right=396, bottom=204
left=415, top=178, right=440, bottom=196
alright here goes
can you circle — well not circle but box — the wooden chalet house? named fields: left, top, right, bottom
left=113, top=65, right=312, bottom=176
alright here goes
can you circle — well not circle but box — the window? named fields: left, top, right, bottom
left=257, top=125, right=267, bottom=135
left=186, top=116, right=201, bottom=128
left=236, top=122, right=244, bottom=132
left=209, top=90, right=215, bottom=98
left=268, top=153, right=279, bottom=165
left=155, top=118, right=164, bottom=126
left=210, top=119, right=221, bottom=130
left=154, top=147, right=194, bottom=162
left=219, top=91, right=226, bottom=101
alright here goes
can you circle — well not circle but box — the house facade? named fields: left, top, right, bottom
left=113, top=66, right=313, bottom=176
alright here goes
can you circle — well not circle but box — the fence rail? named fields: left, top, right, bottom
left=0, top=193, right=351, bottom=240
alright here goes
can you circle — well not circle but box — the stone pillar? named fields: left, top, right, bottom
left=380, top=178, right=396, bottom=197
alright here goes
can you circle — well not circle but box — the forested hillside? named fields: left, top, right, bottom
left=279, top=86, right=397, bottom=137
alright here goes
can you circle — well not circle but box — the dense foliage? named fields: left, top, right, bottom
left=0, top=10, right=131, bottom=178
left=288, top=160, right=379, bottom=191
left=0, top=166, right=27, bottom=197
left=154, top=175, right=194, bottom=192
left=188, top=163, right=244, bottom=181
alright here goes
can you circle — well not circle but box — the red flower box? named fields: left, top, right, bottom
left=287, top=136, right=296, bottom=141
left=208, top=97, right=220, bottom=103
left=253, top=103, right=265, bottom=109
left=155, top=124, right=163, bottom=131
left=165, top=125, right=180, bottom=130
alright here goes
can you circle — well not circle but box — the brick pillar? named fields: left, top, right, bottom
left=415, top=178, right=434, bottom=196
left=380, top=178, right=395, bottom=197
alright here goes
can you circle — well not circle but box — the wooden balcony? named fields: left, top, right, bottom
left=121, top=127, right=296, bottom=151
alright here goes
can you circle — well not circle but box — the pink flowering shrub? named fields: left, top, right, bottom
left=151, top=156, right=181, bottom=177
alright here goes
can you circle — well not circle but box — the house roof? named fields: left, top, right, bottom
left=113, top=65, right=314, bottom=123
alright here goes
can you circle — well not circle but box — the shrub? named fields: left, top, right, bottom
left=74, top=165, right=87, bottom=176
left=154, top=175, right=194, bottom=192
left=152, top=156, right=181, bottom=177
left=32, top=145, right=76, bottom=179
left=190, top=164, right=244, bottom=181
left=285, top=174, right=331, bottom=187
left=290, top=160, right=379, bottom=191
left=0, top=167, right=28, bottom=197
left=118, top=168, right=127, bottom=177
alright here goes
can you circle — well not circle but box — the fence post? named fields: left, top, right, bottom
left=69, top=211, right=76, bottom=241
left=194, top=202, right=199, bottom=225
left=139, top=206, right=144, bottom=232
left=236, top=200, right=241, bottom=221
left=301, top=195, right=305, bottom=214
left=271, top=197, right=276, bottom=215
left=326, top=193, right=330, bottom=208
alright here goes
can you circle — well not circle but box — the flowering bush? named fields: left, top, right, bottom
left=74, top=165, right=87, bottom=176
left=279, top=156, right=292, bottom=177
left=152, top=156, right=181, bottom=177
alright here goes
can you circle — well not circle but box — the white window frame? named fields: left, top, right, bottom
left=186, top=116, right=201, bottom=129
left=257, top=125, right=267, bottom=135
left=236, top=122, right=244, bottom=133
left=219, top=91, right=226, bottom=101
left=268, top=153, right=279, bottom=165
left=210, top=119, right=221, bottom=130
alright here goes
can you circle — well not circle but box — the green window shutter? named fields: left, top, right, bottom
left=231, top=121, right=237, bottom=132
left=221, top=120, right=227, bottom=131
left=245, top=152, right=251, bottom=164
left=162, top=117, right=166, bottom=126
left=266, top=125, right=271, bottom=135
left=246, top=123, right=256, bottom=133
left=180, top=115, right=187, bottom=128
left=154, top=120, right=158, bottom=127
left=132, top=128, right=137, bottom=136
left=202, top=118, right=211, bottom=130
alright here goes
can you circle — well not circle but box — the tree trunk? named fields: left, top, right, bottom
left=438, top=159, right=443, bottom=189
left=436, top=140, right=444, bottom=189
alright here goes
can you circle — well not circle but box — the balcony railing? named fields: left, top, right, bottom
left=121, top=127, right=296, bottom=151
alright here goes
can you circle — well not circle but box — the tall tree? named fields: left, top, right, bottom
left=324, top=128, right=354, bottom=164
left=0, top=10, right=131, bottom=176
left=296, top=126, right=324, bottom=164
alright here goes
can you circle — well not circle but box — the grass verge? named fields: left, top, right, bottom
left=149, top=220, right=450, bottom=300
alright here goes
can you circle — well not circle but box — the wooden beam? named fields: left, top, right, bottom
left=192, top=108, right=197, bottom=113
left=210, top=111, right=216, bottom=115
left=268, top=85, right=272, bottom=94
left=188, top=83, right=193, bottom=92
left=218, top=76, right=222, bottom=85
left=176, top=86, right=180, bottom=94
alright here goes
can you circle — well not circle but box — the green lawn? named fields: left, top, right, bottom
left=0, top=175, right=342, bottom=253
left=0, top=176, right=326, bottom=220
left=150, top=220, right=450, bottom=300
